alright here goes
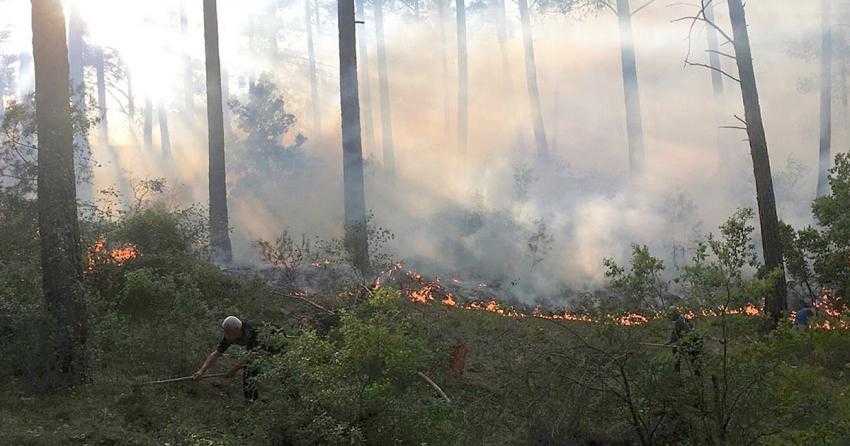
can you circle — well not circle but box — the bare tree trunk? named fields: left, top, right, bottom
left=438, top=0, right=450, bottom=130
left=727, top=0, right=787, bottom=325
left=143, top=97, right=153, bottom=151
left=375, top=0, right=396, bottom=174
left=338, top=0, right=370, bottom=274
left=705, top=1, right=727, bottom=171
left=306, top=0, right=321, bottom=135
left=32, top=0, right=88, bottom=388
left=457, top=0, right=469, bottom=155
left=518, top=0, right=548, bottom=157
left=94, top=47, right=108, bottom=145
left=68, top=3, right=85, bottom=111
left=355, top=0, right=376, bottom=154
left=181, top=0, right=194, bottom=114
left=204, top=0, right=233, bottom=264
left=158, top=103, right=172, bottom=156
left=817, top=0, right=833, bottom=198
left=704, top=2, right=724, bottom=97
left=616, top=0, right=645, bottom=176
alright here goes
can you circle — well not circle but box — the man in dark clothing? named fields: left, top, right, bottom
left=668, top=310, right=703, bottom=376
left=194, top=316, right=261, bottom=401
left=795, top=300, right=815, bottom=329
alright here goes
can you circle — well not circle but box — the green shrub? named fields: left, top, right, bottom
left=258, top=289, right=460, bottom=445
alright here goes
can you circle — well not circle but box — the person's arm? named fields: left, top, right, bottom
left=193, top=350, right=221, bottom=380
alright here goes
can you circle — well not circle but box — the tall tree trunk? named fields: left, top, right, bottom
left=457, top=0, right=469, bottom=155
left=306, top=0, right=321, bottom=135
left=727, top=0, right=787, bottom=325
left=375, top=0, right=396, bottom=174
left=518, top=0, right=548, bottom=157
left=204, top=0, right=232, bottom=264
left=94, top=48, right=108, bottom=145
left=704, top=2, right=724, bottom=97
left=338, top=0, right=370, bottom=274
left=616, top=0, right=645, bottom=176
left=355, top=0, right=376, bottom=154
left=143, top=97, right=153, bottom=151
left=817, top=0, right=833, bottom=198
left=704, top=1, right=726, bottom=170
left=158, top=103, right=172, bottom=156
left=438, top=0, right=450, bottom=130
left=31, top=0, right=87, bottom=388
left=181, top=0, right=194, bottom=114
left=67, top=2, right=85, bottom=111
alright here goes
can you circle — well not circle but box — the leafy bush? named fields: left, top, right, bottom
left=258, top=288, right=460, bottom=445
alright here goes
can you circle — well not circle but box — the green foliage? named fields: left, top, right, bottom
left=0, top=93, right=96, bottom=195
left=259, top=289, right=458, bottom=445
left=784, top=153, right=850, bottom=303
left=604, top=244, right=668, bottom=311
left=678, top=208, right=761, bottom=308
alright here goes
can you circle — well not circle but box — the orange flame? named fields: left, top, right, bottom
left=86, top=239, right=139, bottom=271
left=374, top=265, right=848, bottom=330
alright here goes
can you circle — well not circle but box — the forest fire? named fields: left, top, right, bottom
left=86, top=239, right=139, bottom=271
left=374, top=263, right=849, bottom=330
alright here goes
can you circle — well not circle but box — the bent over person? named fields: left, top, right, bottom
left=194, top=316, right=260, bottom=401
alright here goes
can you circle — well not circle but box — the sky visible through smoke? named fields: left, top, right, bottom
left=0, top=0, right=843, bottom=302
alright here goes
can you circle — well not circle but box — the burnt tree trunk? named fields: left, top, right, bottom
left=158, top=103, right=172, bottom=156
left=817, top=0, right=833, bottom=198
left=355, top=0, right=376, bottom=154
left=518, top=0, right=548, bottom=156
left=375, top=0, right=396, bottom=175
left=457, top=0, right=469, bottom=155
left=338, top=0, right=370, bottom=274
left=32, top=0, right=88, bottom=388
left=616, top=0, right=645, bottom=176
left=204, top=0, right=233, bottom=264
left=727, top=0, right=787, bottom=325
left=306, top=0, right=321, bottom=135
left=94, top=47, right=108, bottom=145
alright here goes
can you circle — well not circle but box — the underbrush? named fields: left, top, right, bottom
left=6, top=161, right=850, bottom=444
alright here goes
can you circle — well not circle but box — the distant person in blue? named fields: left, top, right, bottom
left=795, top=300, right=815, bottom=328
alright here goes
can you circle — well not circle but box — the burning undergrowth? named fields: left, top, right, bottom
left=370, top=262, right=850, bottom=330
